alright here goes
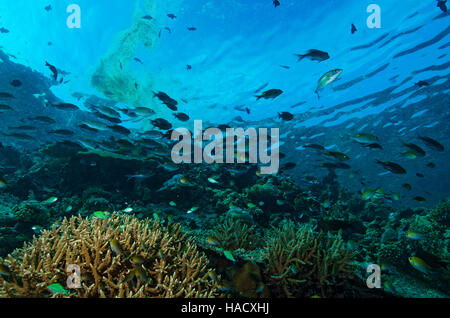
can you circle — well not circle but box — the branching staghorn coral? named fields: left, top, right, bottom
left=0, top=213, right=218, bottom=298
left=262, top=221, right=354, bottom=298
left=209, top=215, right=261, bottom=251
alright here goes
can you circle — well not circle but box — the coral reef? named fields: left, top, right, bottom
left=0, top=213, right=218, bottom=298
left=261, top=221, right=355, bottom=298
left=208, top=215, right=261, bottom=251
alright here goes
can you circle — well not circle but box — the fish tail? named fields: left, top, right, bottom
left=295, top=54, right=305, bottom=62
left=315, top=90, right=320, bottom=99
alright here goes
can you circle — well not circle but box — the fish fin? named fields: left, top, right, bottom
left=295, top=54, right=305, bottom=62
left=315, top=90, right=320, bottom=99
left=255, top=95, right=261, bottom=100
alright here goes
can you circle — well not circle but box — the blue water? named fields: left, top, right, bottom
left=2, top=0, right=448, bottom=206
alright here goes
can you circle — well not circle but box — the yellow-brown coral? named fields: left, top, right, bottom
left=0, top=213, right=218, bottom=298
left=262, top=221, right=354, bottom=298
left=209, top=215, right=261, bottom=251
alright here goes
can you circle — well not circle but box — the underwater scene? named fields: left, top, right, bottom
left=0, top=0, right=449, bottom=301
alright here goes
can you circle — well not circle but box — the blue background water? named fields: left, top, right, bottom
left=0, top=0, right=449, bottom=206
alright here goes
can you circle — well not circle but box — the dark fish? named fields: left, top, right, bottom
left=109, top=125, right=131, bottom=135
left=165, top=27, right=172, bottom=33
left=187, top=27, right=197, bottom=31
left=53, top=103, right=79, bottom=111
left=281, top=162, right=296, bottom=170
left=304, top=144, right=325, bottom=151
left=415, top=81, right=430, bottom=87
left=320, top=162, right=339, bottom=169
left=164, top=101, right=178, bottom=111
left=413, top=196, right=426, bottom=202
left=186, top=64, right=192, bottom=70
left=117, top=139, right=134, bottom=148
left=49, top=129, right=74, bottom=136
left=245, top=107, right=251, bottom=114
left=0, top=27, right=9, bottom=34
left=402, top=142, right=426, bottom=156
left=0, top=92, right=14, bottom=98
left=94, top=111, right=122, bottom=124
left=151, top=118, right=172, bottom=130
left=153, top=91, right=178, bottom=111
left=325, top=151, right=350, bottom=161
left=426, top=162, right=436, bottom=168
left=217, top=124, right=231, bottom=130
left=273, top=0, right=280, bottom=8
left=351, top=24, right=357, bottom=34
left=28, top=116, right=56, bottom=124
left=418, top=136, right=444, bottom=151
left=0, top=104, right=13, bottom=111
left=3, top=133, right=34, bottom=140
left=295, top=49, right=329, bottom=62
left=45, top=5, right=52, bottom=11
left=278, top=112, right=294, bottom=121
left=256, top=89, right=283, bottom=100
left=173, top=112, right=190, bottom=122
left=363, top=143, right=383, bottom=150
left=10, top=80, right=22, bottom=87
left=376, top=160, right=407, bottom=174
left=437, top=0, right=447, bottom=12
left=79, top=124, right=99, bottom=133
left=134, top=57, right=143, bottom=64
left=280, top=65, right=290, bottom=69
left=8, top=125, right=36, bottom=131
left=416, top=173, right=424, bottom=178
left=45, top=61, right=58, bottom=80
left=167, top=14, right=177, bottom=19
left=402, top=183, right=412, bottom=191
left=142, top=15, right=153, bottom=20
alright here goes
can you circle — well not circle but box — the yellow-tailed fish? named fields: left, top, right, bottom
left=315, top=69, right=343, bottom=98
left=255, top=282, right=265, bottom=294
left=0, top=263, right=11, bottom=277
left=187, top=206, right=199, bottom=214
left=361, top=188, right=375, bottom=200
left=223, top=250, right=236, bottom=262
left=48, top=283, right=68, bottom=296
left=206, top=236, right=219, bottom=246
left=134, top=265, right=149, bottom=282
left=0, top=178, right=7, bottom=189
left=401, top=151, right=417, bottom=159
left=392, top=192, right=400, bottom=201
left=42, top=196, right=58, bottom=205
left=408, top=256, right=433, bottom=274
left=92, top=211, right=109, bottom=219
left=351, top=133, right=378, bottom=144
left=110, top=238, right=123, bottom=255
left=208, top=177, right=219, bottom=184
left=406, top=231, right=426, bottom=240
left=130, top=255, right=145, bottom=265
